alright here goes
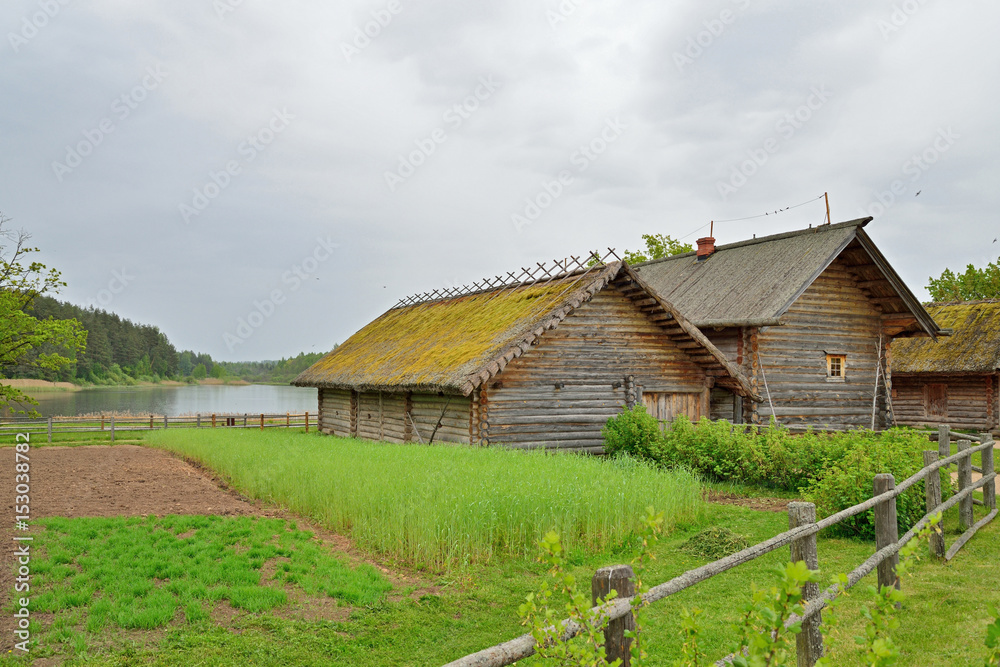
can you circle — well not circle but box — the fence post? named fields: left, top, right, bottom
left=788, top=502, right=823, bottom=666
left=958, top=439, right=973, bottom=530
left=47, top=417, right=52, bottom=443
left=260, top=413, right=264, bottom=430
left=110, top=415, right=115, bottom=443
left=164, top=415, right=168, bottom=429
left=923, top=450, right=946, bottom=558
left=243, top=414, right=247, bottom=428
left=197, top=413, right=201, bottom=428
left=982, top=433, right=997, bottom=511
left=286, top=412, right=290, bottom=428
left=305, top=411, right=310, bottom=433
left=212, top=414, right=216, bottom=428
left=874, top=473, right=899, bottom=591
left=101, top=416, right=105, bottom=431
left=149, top=414, right=153, bottom=430
left=938, top=423, right=951, bottom=459
left=592, top=565, right=634, bottom=666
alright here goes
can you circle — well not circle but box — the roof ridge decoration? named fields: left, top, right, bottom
left=392, top=249, right=622, bottom=309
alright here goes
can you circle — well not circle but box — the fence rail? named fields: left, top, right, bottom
left=444, top=424, right=998, bottom=667
left=0, top=412, right=312, bottom=442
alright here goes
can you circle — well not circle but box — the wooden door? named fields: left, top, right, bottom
left=642, top=390, right=709, bottom=423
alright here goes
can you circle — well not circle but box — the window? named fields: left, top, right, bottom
left=826, top=354, right=846, bottom=381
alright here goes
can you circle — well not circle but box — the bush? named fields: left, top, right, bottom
left=803, top=431, right=952, bottom=539
left=602, top=408, right=944, bottom=539
left=602, top=405, right=664, bottom=460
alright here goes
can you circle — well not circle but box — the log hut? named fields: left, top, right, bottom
left=634, top=218, right=945, bottom=430
left=293, top=261, right=759, bottom=452
left=890, top=300, right=1000, bottom=431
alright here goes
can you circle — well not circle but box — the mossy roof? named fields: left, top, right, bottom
left=293, top=262, right=758, bottom=398
left=892, top=301, right=1000, bottom=374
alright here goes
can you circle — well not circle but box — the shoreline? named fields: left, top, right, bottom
left=1, top=377, right=255, bottom=397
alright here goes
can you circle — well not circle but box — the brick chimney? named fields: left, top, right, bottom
left=696, top=236, right=716, bottom=260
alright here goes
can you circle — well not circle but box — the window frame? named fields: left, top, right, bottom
left=826, top=354, right=847, bottom=382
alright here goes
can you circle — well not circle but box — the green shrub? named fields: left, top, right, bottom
left=602, top=404, right=664, bottom=460
left=804, top=431, right=951, bottom=539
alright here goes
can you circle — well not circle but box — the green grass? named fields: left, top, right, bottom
left=145, top=429, right=706, bottom=570
left=9, top=498, right=1000, bottom=664
left=19, top=515, right=389, bottom=645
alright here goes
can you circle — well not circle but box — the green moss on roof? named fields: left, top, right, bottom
left=294, top=280, right=580, bottom=392
left=893, top=300, right=1000, bottom=374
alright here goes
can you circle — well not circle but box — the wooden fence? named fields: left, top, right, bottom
left=445, top=424, right=998, bottom=667
left=0, top=412, right=312, bottom=443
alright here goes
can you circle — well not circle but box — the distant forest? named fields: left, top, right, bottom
left=3, top=295, right=329, bottom=385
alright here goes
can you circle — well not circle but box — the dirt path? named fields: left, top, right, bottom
left=0, top=444, right=431, bottom=655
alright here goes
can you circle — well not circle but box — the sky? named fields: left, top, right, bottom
left=1, top=0, right=997, bottom=361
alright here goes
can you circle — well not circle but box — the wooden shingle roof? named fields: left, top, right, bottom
left=634, top=219, right=943, bottom=338
left=892, top=301, right=1000, bottom=374
left=294, top=262, right=759, bottom=399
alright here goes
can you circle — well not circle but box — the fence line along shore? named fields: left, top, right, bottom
left=0, top=412, right=312, bottom=442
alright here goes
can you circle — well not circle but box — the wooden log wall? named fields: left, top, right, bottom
left=892, top=374, right=998, bottom=431
left=319, top=389, right=471, bottom=444
left=486, top=288, right=713, bottom=453
left=318, top=388, right=352, bottom=436
left=754, top=257, right=887, bottom=430
left=410, top=393, right=473, bottom=444
left=705, top=328, right=742, bottom=422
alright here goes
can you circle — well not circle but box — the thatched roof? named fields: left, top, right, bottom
left=634, top=219, right=942, bottom=338
left=892, top=301, right=1000, bottom=374
left=294, top=262, right=759, bottom=399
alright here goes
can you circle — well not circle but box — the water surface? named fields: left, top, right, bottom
left=20, top=384, right=318, bottom=417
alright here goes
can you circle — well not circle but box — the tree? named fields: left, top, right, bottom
left=192, top=363, right=207, bottom=380
left=0, top=215, right=87, bottom=414
left=590, top=233, right=694, bottom=266
left=927, top=257, right=1000, bottom=302
left=210, top=363, right=226, bottom=379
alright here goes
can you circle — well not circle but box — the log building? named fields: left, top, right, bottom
left=891, top=300, right=1000, bottom=431
left=634, top=219, right=945, bottom=430
left=293, top=261, right=759, bottom=452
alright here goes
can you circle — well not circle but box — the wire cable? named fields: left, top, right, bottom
left=678, top=194, right=826, bottom=241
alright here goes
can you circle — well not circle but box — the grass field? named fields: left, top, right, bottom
left=6, top=429, right=1000, bottom=665
left=146, top=430, right=706, bottom=570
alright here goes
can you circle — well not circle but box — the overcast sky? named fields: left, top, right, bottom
left=2, top=0, right=997, bottom=361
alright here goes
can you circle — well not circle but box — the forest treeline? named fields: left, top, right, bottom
left=4, top=295, right=327, bottom=385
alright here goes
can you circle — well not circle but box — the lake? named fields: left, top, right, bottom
left=20, top=384, right=319, bottom=417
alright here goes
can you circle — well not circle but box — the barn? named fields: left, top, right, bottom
left=634, top=219, right=945, bottom=430
left=890, top=300, right=1000, bottom=431
left=293, top=260, right=759, bottom=452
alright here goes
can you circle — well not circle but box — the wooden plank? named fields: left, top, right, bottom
left=874, top=474, right=899, bottom=591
